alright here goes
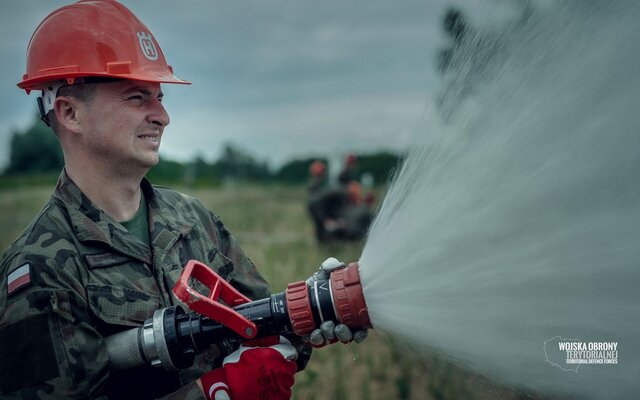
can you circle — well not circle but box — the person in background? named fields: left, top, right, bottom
left=0, top=1, right=363, bottom=399
left=338, top=153, right=359, bottom=186
left=307, top=160, right=341, bottom=243
left=307, top=160, right=329, bottom=194
left=307, top=157, right=373, bottom=243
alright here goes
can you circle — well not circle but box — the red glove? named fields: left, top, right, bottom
left=200, top=337, right=298, bottom=400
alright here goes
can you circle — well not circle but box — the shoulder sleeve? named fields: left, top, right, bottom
left=0, top=227, right=107, bottom=397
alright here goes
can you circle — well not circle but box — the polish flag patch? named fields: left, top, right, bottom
left=7, top=263, right=31, bottom=295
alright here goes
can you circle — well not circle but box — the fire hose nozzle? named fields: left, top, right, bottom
left=106, top=258, right=372, bottom=371
left=329, top=261, right=373, bottom=330
left=174, top=259, right=372, bottom=339
left=173, top=260, right=258, bottom=339
left=286, top=261, right=372, bottom=336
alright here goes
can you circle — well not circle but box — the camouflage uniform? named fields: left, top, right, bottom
left=0, top=170, right=270, bottom=399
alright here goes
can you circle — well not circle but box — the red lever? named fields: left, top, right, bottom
left=173, top=260, right=258, bottom=339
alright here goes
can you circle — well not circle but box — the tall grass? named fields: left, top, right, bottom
left=1, top=183, right=550, bottom=399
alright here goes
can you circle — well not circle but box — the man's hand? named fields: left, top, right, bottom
left=199, top=337, right=297, bottom=400
left=308, top=320, right=369, bottom=346
left=304, top=257, right=344, bottom=286
left=305, top=257, right=369, bottom=347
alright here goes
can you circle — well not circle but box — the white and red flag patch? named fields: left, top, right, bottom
left=7, top=263, right=31, bottom=295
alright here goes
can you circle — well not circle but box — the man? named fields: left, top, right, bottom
left=306, top=160, right=335, bottom=242
left=0, top=1, right=361, bottom=399
left=307, top=160, right=329, bottom=195
left=308, top=157, right=372, bottom=243
left=338, top=153, right=359, bottom=186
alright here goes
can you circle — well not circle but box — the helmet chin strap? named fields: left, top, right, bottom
left=37, top=82, right=66, bottom=127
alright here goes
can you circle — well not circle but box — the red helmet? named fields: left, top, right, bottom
left=18, top=0, right=189, bottom=92
left=309, top=160, right=326, bottom=177
left=347, top=181, right=362, bottom=204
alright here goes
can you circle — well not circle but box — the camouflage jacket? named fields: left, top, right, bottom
left=0, top=170, right=270, bottom=399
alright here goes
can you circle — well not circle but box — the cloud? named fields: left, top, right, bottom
left=0, top=0, right=451, bottom=169
left=160, top=89, right=435, bottom=167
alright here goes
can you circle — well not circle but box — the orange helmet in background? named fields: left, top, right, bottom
left=18, top=0, right=189, bottom=92
left=347, top=181, right=362, bottom=204
left=309, top=160, right=326, bottom=177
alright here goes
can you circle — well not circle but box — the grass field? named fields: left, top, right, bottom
left=0, top=183, right=547, bottom=399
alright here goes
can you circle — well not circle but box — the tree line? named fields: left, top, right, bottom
left=3, top=114, right=401, bottom=187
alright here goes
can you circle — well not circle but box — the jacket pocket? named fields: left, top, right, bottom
left=86, top=283, right=160, bottom=326
left=164, top=249, right=235, bottom=309
left=206, top=247, right=234, bottom=280
left=164, top=249, right=233, bottom=302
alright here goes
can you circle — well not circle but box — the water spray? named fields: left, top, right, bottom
left=356, top=2, right=640, bottom=399
left=105, top=259, right=372, bottom=371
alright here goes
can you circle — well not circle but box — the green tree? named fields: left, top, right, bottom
left=356, top=152, right=402, bottom=185
left=435, top=5, right=533, bottom=120
left=275, top=157, right=328, bottom=185
left=4, top=115, right=63, bottom=175
left=213, top=143, right=271, bottom=182
left=274, top=153, right=401, bottom=186
left=146, top=157, right=187, bottom=184
left=438, top=7, right=470, bottom=74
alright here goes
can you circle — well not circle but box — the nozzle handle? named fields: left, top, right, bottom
left=173, top=260, right=258, bottom=339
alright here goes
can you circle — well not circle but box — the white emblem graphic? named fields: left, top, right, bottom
left=137, top=31, right=158, bottom=61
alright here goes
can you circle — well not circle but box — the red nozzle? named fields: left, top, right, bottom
left=174, top=259, right=372, bottom=343
left=286, top=261, right=372, bottom=336
left=173, top=260, right=258, bottom=339
left=285, top=281, right=316, bottom=336
left=330, top=262, right=373, bottom=330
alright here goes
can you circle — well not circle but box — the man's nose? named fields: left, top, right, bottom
left=148, top=98, right=170, bottom=127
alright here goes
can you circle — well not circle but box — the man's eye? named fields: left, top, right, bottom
left=128, top=95, right=144, bottom=101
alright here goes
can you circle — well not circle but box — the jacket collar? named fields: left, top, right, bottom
left=53, top=169, right=194, bottom=263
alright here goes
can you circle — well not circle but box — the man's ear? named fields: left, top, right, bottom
left=53, top=96, right=83, bottom=133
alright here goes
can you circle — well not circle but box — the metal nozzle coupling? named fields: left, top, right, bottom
left=329, top=262, right=372, bottom=330
left=286, top=261, right=372, bottom=336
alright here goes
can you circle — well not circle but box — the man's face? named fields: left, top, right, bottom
left=78, top=80, right=170, bottom=172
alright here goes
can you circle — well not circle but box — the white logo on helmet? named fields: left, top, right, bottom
left=137, top=32, right=158, bottom=61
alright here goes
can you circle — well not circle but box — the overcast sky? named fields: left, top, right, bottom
left=0, top=0, right=475, bottom=170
